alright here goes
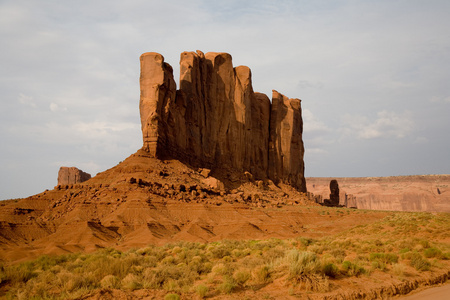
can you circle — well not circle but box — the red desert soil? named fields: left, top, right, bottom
left=1, top=151, right=449, bottom=299
left=397, top=283, right=450, bottom=300
left=0, top=150, right=389, bottom=263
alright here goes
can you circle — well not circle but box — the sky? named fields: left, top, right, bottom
left=1, top=0, right=449, bottom=199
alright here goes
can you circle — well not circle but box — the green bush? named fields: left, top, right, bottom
left=342, top=261, right=366, bottom=276
left=233, top=269, right=251, bottom=286
left=218, top=276, right=236, bottom=294
left=164, top=293, right=180, bottom=300
left=323, top=263, right=339, bottom=278
left=423, top=247, right=443, bottom=259
left=369, top=253, right=398, bottom=264
left=409, top=253, right=431, bottom=271
left=100, top=275, right=120, bottom=289
left=330, top=249, right=346, bottom=261
left=121, top=273, right=141, bottom=290
left=195, top=284, right=209, bottom=298
left=287, top=250, right=321, bottom=279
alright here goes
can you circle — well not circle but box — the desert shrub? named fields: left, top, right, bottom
left=222, top=255, right=233, bottom=262
left=163, top=279, right=181, bottom=292
left=323, top=263, right=339, bottom=278
left=100, top=275, right=120, bottom=289
left=121, top=273, right=142, bottom=290
left=308, top=244, right=326, bottom=254
left=2, top=262, right=37, bottom=283
left=371, top=260, right=387, bottom=272
left=211, top=263, right=233, bottom=276
left=342, top=261, right=366, bottom=276
left=297, top=237, right=314, bottom=248
left=399, top=248, right=411, bottom=254
left=252, top=265, right=271, bottom=284
left=195, top=284, right=209, bottom=298
left=287, top=250, right=322, bottom=279
left=58, top=271, right=86, bottom=291
left=233, top=269, right=251, bottom=286
left=418, top=239, right=430, bottom=249
left=164, top=293, right=180, bottom=300
left=369, top=253, right=398, bottom=264
left=263, top=245, right=285, bottom=261
left=231, top=249, right=244, bottom=258
left=409, top=253, right=431, bottom=271
left=330, top=248, right=346, bottom=262
left=424, top=247, right=443, bottom=259
left=392, top=263, right=406, bottom=277
left=188, top=256, right=212, bottom=275
left=34, top=255, right=66, bottom=271
left=218, top=276, right=236, bottom=294
left=210, top=244, right=232, bottom=259
left=144, top=264, right=197, bottom=289
left=161, top=256, right=176, bottom=265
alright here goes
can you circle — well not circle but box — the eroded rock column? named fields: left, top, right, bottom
left=139, top=52, right=176, bottom=156
left=268, top=90, right=306, bottom=192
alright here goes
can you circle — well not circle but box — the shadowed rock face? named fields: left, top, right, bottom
left=329, top=179, right=340, bottom=206
left=57, top=167, right=91, bottom=185
left=139, top=51, right=306, bottom=191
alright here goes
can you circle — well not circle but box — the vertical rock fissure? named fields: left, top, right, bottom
left=139, top=51, right=306, bottom=192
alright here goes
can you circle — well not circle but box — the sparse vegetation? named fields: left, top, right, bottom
left=1, top=210, right=449, bottom=299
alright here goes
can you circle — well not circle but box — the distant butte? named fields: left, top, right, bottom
left=57, top=166, right=91, bottom=185
left=139, top=51, right=306, bottom=192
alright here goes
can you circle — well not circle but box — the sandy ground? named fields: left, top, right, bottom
left=397, top=283, right=450, bottom=300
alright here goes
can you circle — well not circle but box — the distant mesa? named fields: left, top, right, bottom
left=57, top=167, right=91, bottom=185
left=139, top=51, right=306, bottom=192
left=307, top=175, right=450, bottom=212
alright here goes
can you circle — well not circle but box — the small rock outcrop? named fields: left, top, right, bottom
left=321, top=179, right=340, bottom=207
left=139, top=51, right=306, bottom=192
left=57, top=167, right=91, bottom=185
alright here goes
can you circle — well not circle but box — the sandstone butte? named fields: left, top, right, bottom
left=1, top=51, right=450, bottom=299
left=0, top=50, right=314, bottom=264
left=57, top=166, right=91, bottom=185
left=139, top=51, right=306, bottom=192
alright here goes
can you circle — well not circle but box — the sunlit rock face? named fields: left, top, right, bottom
left=57, top=167, right=91, bottom=185
left=306, top=175, right=450, bottom=212
left=139, top=51, right=306, bottom=192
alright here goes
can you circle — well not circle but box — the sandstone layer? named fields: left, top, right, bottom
left=306, top=175, right=450, bottom=212
left=139, top=51, right=306, bottom=192
left=57, top=167, right=91, bottom=185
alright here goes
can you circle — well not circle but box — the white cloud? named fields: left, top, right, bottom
left=49, top=102, right=67, bottom=112
left=302, top=109, right=330, bottom=133
left=430, top=96, right=450, bottom=103
left=306, top=148, right=328, bottom=155
left=18, top=93, right=36, bottom=108
left=341, top=110, right=414, bottom=140
left=2, top=0, right=450, bottom=198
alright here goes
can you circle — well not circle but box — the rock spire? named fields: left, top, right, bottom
left=139, top=51, right=306, bottom=192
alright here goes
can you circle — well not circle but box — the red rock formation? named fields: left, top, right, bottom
left=268, top=91, right=306, bottom=191
left=57, top=167, right=91, bottom=185
left=306, top=175, right=450, bottom=212
left=139, top=51, right=306, bottom=192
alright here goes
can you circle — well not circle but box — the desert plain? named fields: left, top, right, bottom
left=1, top=51, right=449, bottom=299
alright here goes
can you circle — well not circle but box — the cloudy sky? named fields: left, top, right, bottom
left=1, top=0, right=449, bottom=199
